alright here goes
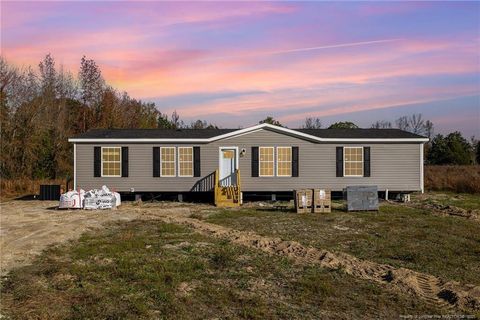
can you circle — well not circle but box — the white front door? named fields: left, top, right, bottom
left=219, top=147, right=238, bottom=186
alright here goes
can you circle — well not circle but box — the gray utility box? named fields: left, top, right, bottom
left=345, top=186, right=379, bottom=211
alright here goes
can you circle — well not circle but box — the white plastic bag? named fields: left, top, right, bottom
left=59, top=189, right=85, bottom=209
left=84, top=185, right=118, bottom=210
left=60, top=186, right=120, bottom=210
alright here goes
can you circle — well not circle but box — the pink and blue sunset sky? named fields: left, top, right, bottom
left=2, top=1, right=479, bottom=136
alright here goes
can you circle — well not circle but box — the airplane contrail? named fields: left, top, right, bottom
left=203, top=38, right=403, bottom=61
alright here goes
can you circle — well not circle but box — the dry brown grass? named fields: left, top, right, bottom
left=425, top=165, right=480, bottom=194
left=0, top=178, right=67, bottom=199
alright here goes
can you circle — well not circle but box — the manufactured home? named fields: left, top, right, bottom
left=69, top=123, right=428, bottom=205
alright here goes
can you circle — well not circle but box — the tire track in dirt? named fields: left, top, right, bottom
left=157, top=214, right=480, bottom=313
left=398, top=201, right=480, bottom=222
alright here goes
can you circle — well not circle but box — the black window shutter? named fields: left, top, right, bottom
left=363, top=147, right=371, bottom=177
left=121, top=147, right=129, bottom=177
left=292, top=146, right=299, bottom=177
left=251, top=147, right=259, bottom=177
left=193, top=147, right=201, bottom=177
left=153, top=147, right=160, bottom=177
left=336, top=147, right=344, bottom=177
left=94, top=146, right=101, bottom=177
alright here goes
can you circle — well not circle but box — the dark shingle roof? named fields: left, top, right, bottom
left=71, top=127, right=426, bottom=140
left=296, top=128, right=426, bottom=139
left=72, top=128, right=237, bottom=139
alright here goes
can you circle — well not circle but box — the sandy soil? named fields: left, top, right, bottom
left=1, top=200, right=479, bottom=313
left=0, top=200, right=146, bottom=275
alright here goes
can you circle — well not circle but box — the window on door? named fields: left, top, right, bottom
left=259, top=147, right=274, bottom=177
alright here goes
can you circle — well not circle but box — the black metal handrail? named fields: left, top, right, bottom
left=218, top=170, right=238, bottom=187
left=190, top=171, right=216, bottom=192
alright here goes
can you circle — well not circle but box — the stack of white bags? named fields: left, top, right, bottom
left=59, top=185, right=121, bottom=210
left=58, top=189, right=85, bottom=209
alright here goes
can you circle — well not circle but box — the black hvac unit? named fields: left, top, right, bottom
left=39, top=185, right=61, bottom=201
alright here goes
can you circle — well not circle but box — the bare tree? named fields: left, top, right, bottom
left=408, top=113, right=425, bottom=135
left=189, top=119, right=218, bottom=129
left=394, top=114, right=434, bottom=137
left=38, top=53, right=57, bottom=98
left=302, top=117, right=322, bottom=129
left=371, top=120, right=392, bottom=129
left=190, top=119, right=207, bottom=129
left=395, top=116, right=410, bottom=131
left=79, top=56, right=105, bottom=130
left=424, top=120, right=434, bottom=138
left=79, top=56, right=105, bottom=107
left=171, top=110, right=184, bottom=129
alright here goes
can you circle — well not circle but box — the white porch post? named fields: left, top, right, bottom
left=73, top=143, right=77, bottom=190
left=420, top=143, right=424, bottom=194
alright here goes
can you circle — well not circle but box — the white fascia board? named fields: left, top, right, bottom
left=319, top=138, right=429, bottom=142
left=68, top=123, right=429, bottom=143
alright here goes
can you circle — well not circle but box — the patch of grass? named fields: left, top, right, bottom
left=294, top=267, right=334, bottom=302
left=1, top=219, right=442, bottom=319
left=412, top=191, right=480, bottom=211
left=206, top=202, right=480, bottom=285
left=210, top=241, right=237, bottom=269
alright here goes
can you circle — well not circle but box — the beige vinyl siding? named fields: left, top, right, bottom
left=75, top=128, right=421, bottom=192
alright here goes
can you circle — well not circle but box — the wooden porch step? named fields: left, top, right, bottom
left=214, top=169, right=242, bottom=207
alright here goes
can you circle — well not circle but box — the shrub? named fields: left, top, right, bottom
left=0, top=178, right=67, bottom=199
left=425, top=165, right=480, bottom=194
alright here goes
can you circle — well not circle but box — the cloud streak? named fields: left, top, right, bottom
left=202, top=38, right=404, bottom=61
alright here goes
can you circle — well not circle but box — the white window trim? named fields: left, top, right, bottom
left=259, top=146, right=275, bottom=177
left=343, top=146, right=364, bottom=177
left=178, top=146, right=194, bottom=177
left=276, top=146, right=292, bottom=177
left=160, top=147, right=176, bottom=177
left=101, top=146, right=122, bottom=178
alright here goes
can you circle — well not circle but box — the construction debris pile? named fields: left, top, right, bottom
left=59, top=186, right=120, bottom=210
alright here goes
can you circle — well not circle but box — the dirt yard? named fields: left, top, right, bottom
left=1, top=198, right=479, bottom=317
left=0, top=200, right=204, bottom=275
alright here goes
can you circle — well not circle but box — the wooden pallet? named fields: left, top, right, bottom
left=294, top=189, right=313, bottom=213
left=313, top=189, right=331, bottom=213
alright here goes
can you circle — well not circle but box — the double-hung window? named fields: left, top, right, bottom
left=101, top=147, right=121, bottom=177
left=344, top=147, right=363, bottom=177
left=161, top=147, right=176, bottom=177
left=178, top=147, right=193, bottom=177
left=259, top=147, right=274, bottom=177
left=276, top=147, right=292, bottom=177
